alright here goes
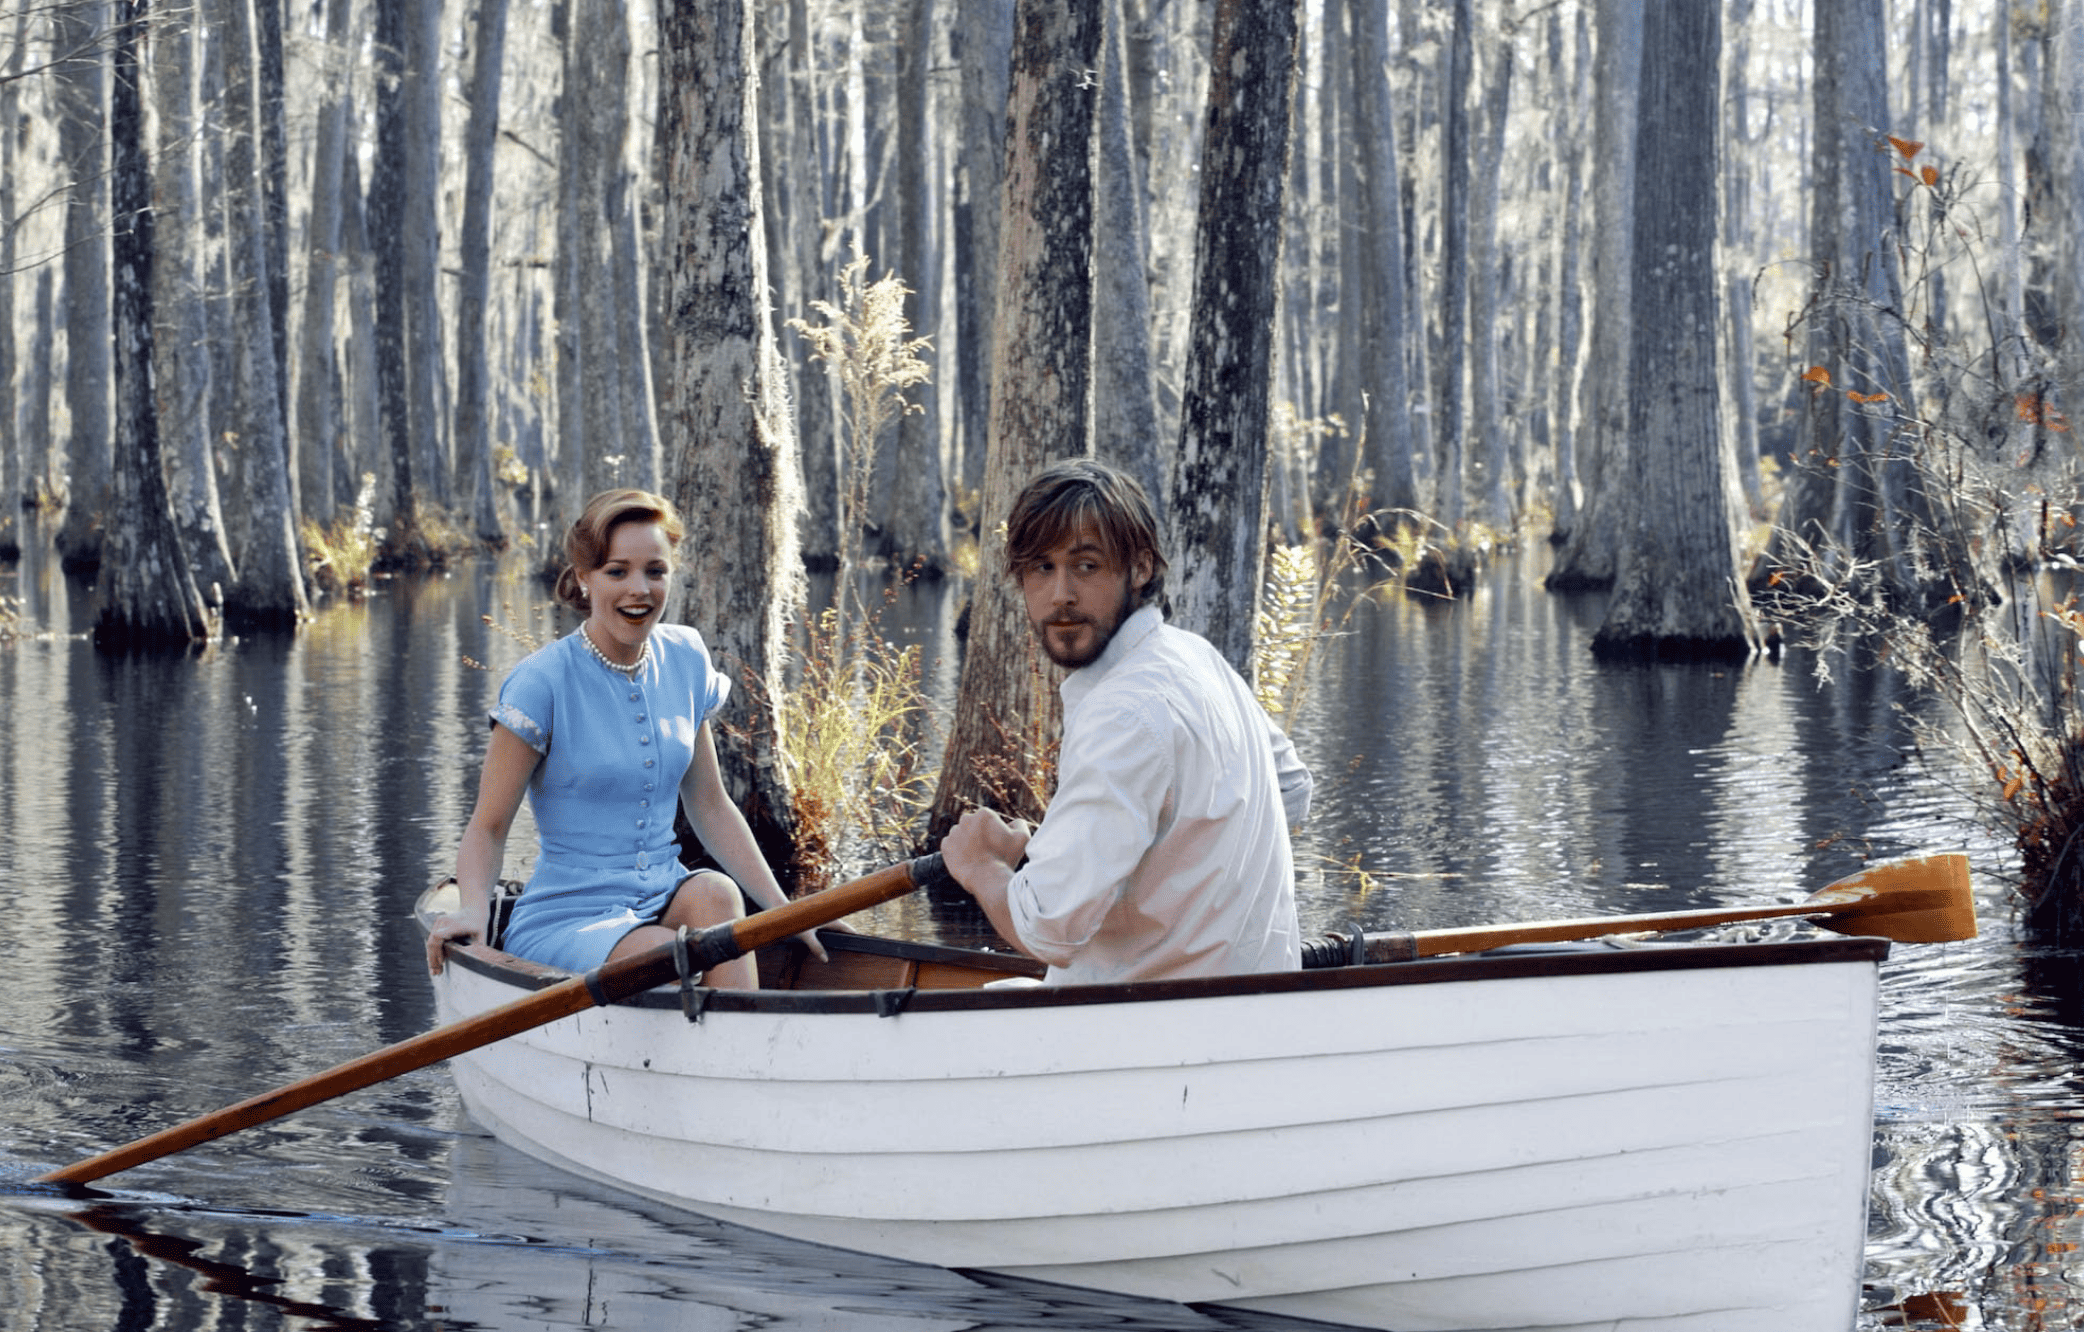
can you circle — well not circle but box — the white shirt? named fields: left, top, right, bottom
left=1006, top=606, right=1312, bottom=985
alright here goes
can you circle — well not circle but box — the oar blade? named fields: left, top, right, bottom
left=1810, top=852, right=1977, bottom=944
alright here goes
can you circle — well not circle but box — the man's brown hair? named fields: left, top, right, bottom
left=1004, top=458, right=1168, bottom=608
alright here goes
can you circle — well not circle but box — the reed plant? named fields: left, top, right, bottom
left=788, top=250, right=931, bottom=591
left=775, top=603, right=937, bottom=890
left=961, top=642, right=1062, bottom=826
left=460, top=602, right=556, bottom=676
left=301, top=472, right=383, bottom=598
left=771, top=253, right=945, bottom=881
left=1252, top=425, right=1412, bottom=725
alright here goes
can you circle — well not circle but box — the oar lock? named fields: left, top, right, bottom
left=673, top=925, right=713, bottom=1023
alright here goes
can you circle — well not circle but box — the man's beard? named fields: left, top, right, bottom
left=1035, top=584, right=1137, bottom=669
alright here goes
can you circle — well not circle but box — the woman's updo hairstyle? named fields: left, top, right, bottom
left=554, top=488, right=686, bottom=614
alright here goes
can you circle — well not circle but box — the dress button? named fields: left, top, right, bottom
left=643, top=782, right=654, bottom=791
left=639, top=735, right=651, bottom=745
left=640, top=799, right=651, bottom=808
left=644, top=759, right=655, bottom=768
left=637, top=819, right=647, bottom=828
left=636, top=714, right=647, bottom=723
left=628, top=691, right=640, bottom=701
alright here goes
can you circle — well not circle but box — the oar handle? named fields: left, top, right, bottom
left=1304, top=902, right=1844, bottom=968
left=37, top=853, right=950, bottom=1187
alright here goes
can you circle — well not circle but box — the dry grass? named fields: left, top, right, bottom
left=775, top=603, right=939, bottom=891
left=788, top=250, right=932, bottom=583
left=301, top=472, right=382, bottom=598
left=961, top=642, right=1062, bottom=827
left=1252, top=433, right=1410, bottom=725
left=461, top=603, right=556, bottom=674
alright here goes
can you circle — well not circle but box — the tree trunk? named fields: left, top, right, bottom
left=953, top=0, right=1013, bottom=515
left=1092, top=0, right=1162, bottom=508
left=1467, top=16, right=1514, bottom=532
left=22, top=270, right=56, bottom=510
left=1430, top=0, right=1473, bottom=536
left=552, top=0, right=586, bottom=531
left=338, top=137, right=384, bottom=523
left=926, top=0, right=1101, bottom=839
left=256, top=0, right=290, bottom=466
left=569, top=0, right=654, bottom=500
left=656, top=0, right=804, bottom=858
left=2044, top=0, right=2084, bottom=391
left=1547, top=5, right=1590, bottom=540
left=455, top=0, right=512, bottom=543
left=1590, top=0, right=1755, bottom=661
left=156, top=0, right=236, bottom=600
left=294, top=0, right=354, bottom=526
left=1722, top=0, right=1762, bottom=517
left=1755, top=0, right=1945, bottom=609
left=94, top=0, right=212, bottom=650
left=1545, top=0, right=1641, bottom=589
left=1139, top=0, right=1208, bottom=484
left=775, top=0, right=842, bottom=568
left=608, top=32, right=660, bottom=499
left=219, top=0, right=309, bottom=628
left=370, top=0, right=446, bottom=549
left=0, top=3, right=21, bottom=556
left=1996, top=0, right=2027, bottom=387
left=1167, top=0, right=1302, bottom=675
left=1349, top=0, right=1421, bottom=518
left=878, top=0, right=951, bottom=573
left=53, top=0, right=113, bottom=567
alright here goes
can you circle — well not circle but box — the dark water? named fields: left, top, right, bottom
left=0, top=540, right=2066, bottom=1330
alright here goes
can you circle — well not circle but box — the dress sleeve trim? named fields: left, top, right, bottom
left=491, top=702, right=549, bottom=753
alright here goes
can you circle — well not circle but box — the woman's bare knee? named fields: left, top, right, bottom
left=662, top=870, right=744, bottom=932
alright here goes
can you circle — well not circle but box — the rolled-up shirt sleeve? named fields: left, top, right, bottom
left=1270, top=717, right=1312, bottom=828
left=1006, top=696, right=1174, bottom=966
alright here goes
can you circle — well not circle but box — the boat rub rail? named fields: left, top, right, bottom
left=432, top=925, right=1892, bottom=1014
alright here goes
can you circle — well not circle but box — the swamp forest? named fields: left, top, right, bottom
left=4, top=0, right=2084, bottom=918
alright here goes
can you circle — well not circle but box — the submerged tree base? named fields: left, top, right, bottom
left=1587, top=629, right=1754, bottom=664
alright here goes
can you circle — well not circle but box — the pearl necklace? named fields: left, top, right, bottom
left=579, top=623, right=651, bottom=677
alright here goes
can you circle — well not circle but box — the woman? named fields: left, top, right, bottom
left=424, top=488, right=825, bottom=986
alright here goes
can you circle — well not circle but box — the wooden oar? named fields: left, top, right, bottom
left=1304, top=851, right=1975, bottom=966
left=39, top=853, right=949, bottom=1187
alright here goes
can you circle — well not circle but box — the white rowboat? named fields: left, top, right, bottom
left=418, top=881, right=1889, bottom=1332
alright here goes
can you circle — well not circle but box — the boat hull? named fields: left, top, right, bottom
left=426, top=923, right=1886, bottom=1332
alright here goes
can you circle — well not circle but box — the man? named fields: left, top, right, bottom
left=941, top=458, right=1312, bottom=984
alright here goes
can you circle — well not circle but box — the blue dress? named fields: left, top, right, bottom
left=491, top=623, right=731, bottom=972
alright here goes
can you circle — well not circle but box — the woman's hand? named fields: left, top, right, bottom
left=793, top=926, right=834, bottom=962
left=424, top=911, right=487, bottom=975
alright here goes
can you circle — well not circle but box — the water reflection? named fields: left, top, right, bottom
left=6, top=1136, right=1320, bottom=1332
left=2, top=546, right=2082, bottom=1328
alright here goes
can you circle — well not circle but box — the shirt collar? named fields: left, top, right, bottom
left=1061, top=604, right=1163, bottom=710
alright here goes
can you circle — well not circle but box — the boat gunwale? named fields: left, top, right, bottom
left=433, top=926, right=1893, bottom=1014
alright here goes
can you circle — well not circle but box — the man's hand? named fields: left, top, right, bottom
left=940, top=809, right=1041, bottom=960
left=943, top=808, right=1031, bottom=884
